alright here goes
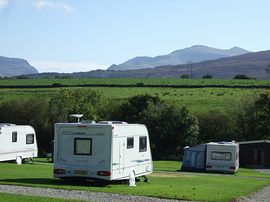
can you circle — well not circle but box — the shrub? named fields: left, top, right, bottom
left=112, top=94, right=199, bottom=159
left=233, top=74, right=252, bottom=79
left=49, top=89, right=107, bottom=122
left=202, top=74, right=213, bottom=79
left=180, top=74, right=190, bottom=79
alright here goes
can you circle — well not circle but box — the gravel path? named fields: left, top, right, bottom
left=237, top=186, right=270, bottom=202
left=0, top=184, right=186, bottom=202
left=1, top=184, right=269, bottom=202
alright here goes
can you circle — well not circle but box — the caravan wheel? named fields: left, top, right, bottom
left=16, top=156, right=22, bottom=165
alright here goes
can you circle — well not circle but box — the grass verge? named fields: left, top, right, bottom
left=0, top=160, right=269, bottom=202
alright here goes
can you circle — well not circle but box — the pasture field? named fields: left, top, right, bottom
left=0, top=87, right=268, bottom=113
left=0, top=160, right=269, bottom=202
left=1, top=78, right=270, bottom=87
left=1, top=78, right=269, bottom=113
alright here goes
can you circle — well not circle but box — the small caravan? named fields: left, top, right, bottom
left=0, top=123, right=38, bottom=164
left=53, top=121, right=153, bottom=181
left=182, top=142, right=239, bottom=173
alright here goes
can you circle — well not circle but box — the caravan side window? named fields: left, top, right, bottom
left=12, top=132, right=17, bottom=142
left=26, top=134, right=34, bottom=144
left=139, top=136, right=147, bottom=152
left=127, top=137, right=134, bottom=149
left=74, top=138, right=92, bottom=155
left=211, top=151, right=231, bottom=161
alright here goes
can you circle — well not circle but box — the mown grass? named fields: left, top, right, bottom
left=0, top=160, right=269, bottom=202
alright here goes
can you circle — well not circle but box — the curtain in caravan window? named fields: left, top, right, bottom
left=74, top=138, right=92, bottom=155
left=127, top=137, right=134, bottom=149
left=139, top=136, right=147, bottom=152
left=211, top=152, right=232, bottom=161
left=12, top=132, right=17, bottom=142
left=26, top=134, right=34, bottom=144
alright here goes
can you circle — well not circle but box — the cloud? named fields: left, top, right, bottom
left=29, top=61, right=109, bottom=73
left=0, top=0, right=9, bottom=10
left=33, top=0, right=73, bottom=13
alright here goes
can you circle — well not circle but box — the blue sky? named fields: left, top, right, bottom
left=0, top=0, right=270, bottom=73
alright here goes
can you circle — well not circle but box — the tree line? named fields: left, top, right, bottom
left=0, top=89, right=269, bottom=160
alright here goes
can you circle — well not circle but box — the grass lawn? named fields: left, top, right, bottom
left=0, top=160, right=269, bottom=202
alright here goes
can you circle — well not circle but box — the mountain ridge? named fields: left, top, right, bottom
left=0, top=56, right=38, bottom=77
left=108, top=45, right=250, bottom=71
left=25, top=49, right=270, bottom=79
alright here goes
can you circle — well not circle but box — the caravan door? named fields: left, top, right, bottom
left=119, top=139, right=124, bottom=174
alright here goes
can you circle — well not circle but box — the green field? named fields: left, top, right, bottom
left=0, top=160, right=269, bottom=202
left=1, top=78, right=270, bottom=86
left=1, top=78, right=269, bottom=113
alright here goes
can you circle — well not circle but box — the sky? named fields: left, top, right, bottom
left=0, top=0, right=270, bottom=73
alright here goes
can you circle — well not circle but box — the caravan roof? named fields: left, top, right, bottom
left=0, top=123, right=16, bottom=127
left=207, top=142, right=238, bottom=146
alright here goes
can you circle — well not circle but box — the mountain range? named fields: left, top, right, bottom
left=2, top=45, right=270, bottom=79
left=0, top=56, right=38, bottom=77
left=108, top=45, right=250, bottom=71
left=27, top=49, right=270, bottom=79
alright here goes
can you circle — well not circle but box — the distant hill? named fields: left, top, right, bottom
left=26, top=49, right=270, bottom=79
left=108, top=45, right=250, bottom=71
left=0, top=56, right=38, bottom=77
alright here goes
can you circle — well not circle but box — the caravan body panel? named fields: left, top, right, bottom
left=205, top=142, right=239, bottom=173
left=54, top=122, right=152, bottom=181
left=0, top=124, right=38, bottom=162
left=181, top=142, right=239, bottom=173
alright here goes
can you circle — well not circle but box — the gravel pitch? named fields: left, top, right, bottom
left=1, top=184, right=269, bottom=202
left=236, top=186, right=270, bottom=202
left=0, top=184, right=186, bottom=202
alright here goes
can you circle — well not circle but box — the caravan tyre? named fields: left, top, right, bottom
left=16, top=156, right=22, bottom=165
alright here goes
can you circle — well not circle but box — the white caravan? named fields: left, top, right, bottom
left=205, top=142, right=239, bottom=173
left=53, top=121, right=153, bottom=181
left=0, top=123, right=38, bottom=164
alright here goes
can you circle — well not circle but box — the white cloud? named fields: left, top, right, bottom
left=29, top=61, right=109, bottom=73
left=0, top=0, right=9, bottom=10
left=33, top=0, right=73, bottom=13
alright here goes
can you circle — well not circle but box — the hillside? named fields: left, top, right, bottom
left=0, top=56, right=38, bottom=77
left=25, top=50, right=270, bottom=79
left=108, top=45, right=250, bottom=71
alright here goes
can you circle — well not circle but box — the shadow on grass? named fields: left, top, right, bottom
left=0, top=177, right=125, bottom=188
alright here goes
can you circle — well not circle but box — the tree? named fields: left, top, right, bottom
left=233, top=93, right=270, bottom=141
left=197, top=111, right=235, bottom=143
left=0, top=98, right=51, bottom=153
left=202, top=74, right=213, bottom=79
left=49, top=89, right=107, bottom=122
left=180, top=74, right=190, bottom=79
left=233, top=74, right=252, bottom=79
left=114, top=94, right=162, bottom=123
left=113, top=94, right=199, bottom=159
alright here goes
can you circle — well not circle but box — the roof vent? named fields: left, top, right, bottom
left=80, top=120, right=96, bottom=124
left=0, top=123, right=15, bottom=127
left=69, top=114, right=83, bottom=123
left=98, top=121, right=128, bottom=124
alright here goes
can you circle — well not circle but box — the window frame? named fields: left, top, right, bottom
left=74, top=138, right=92, bottom=156
left=139, top=136, right=147, bottom=152
left=127, top=137, right=134, bottom=149
left=26, top=134, right=35, bottom=144
left=12, top=131, right=17, bottom=143
left=211, top=151, right=232, bottom=161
